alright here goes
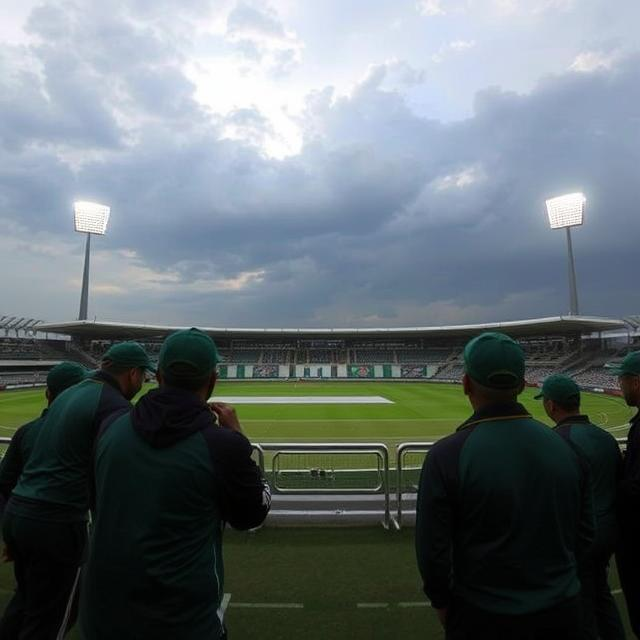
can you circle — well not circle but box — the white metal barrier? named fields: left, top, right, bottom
left=0, top=435, right=631, bottom=531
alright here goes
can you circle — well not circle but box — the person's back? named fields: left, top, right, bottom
left=536, top=373, right=625, bottom=640
left=555, top=418, right=620, bottom=546
left=79, top=329, right=270, bottom=640
left=1, top=345, right=152, bottom=640
left=0, top=414, right=45, bottom=513
left=11, top=375, right=126, bottom=516
left=416, top=333, right=593, bottom=639
left=0, top=362, right=88, bottom=637
left=419, top=404, right=588, bottom=615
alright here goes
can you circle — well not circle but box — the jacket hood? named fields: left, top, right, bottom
left=132, top=387, right=214, bottom=448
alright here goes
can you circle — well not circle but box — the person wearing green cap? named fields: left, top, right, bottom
left=606, top=351, right=640, bottom=637
left=416, top=332, right=594, bottom=639
left=536, top=373, right=625, bottom=640
left=0, top=362, right=88, bottom=516
left=0, top=341, right=153, bottom=640
left=79, top=328, right=270, bottom=640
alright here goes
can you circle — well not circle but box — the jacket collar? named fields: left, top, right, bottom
left=554, top=414, right=591, bottom=428
left=90, top=369, right=124, bottom=396
left=457, top=401, right=530, bottom=431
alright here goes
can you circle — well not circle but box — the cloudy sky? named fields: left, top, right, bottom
left=1, top=0, right=639, bottom=328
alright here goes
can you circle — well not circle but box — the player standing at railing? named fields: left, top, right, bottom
left=0, top=342, right=153, bottom=640
left=537, top=373, right=625, bottom=639
left=0, top=362, right=87, bottom=515
left=416, top=332, right=594, bottom=640
left=606, top=352, right=640, bottom=639
left=78, top=328, right=271, bottom=640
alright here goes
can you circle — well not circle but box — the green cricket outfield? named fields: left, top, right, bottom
left=0, top=380, right=633, bottom=445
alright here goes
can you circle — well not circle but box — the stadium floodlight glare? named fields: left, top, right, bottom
left=74, top=201, right=110, bottom=235
left=545, top=192, right=586, bottom=316
left=74, top=200, right=111, bottom=321
left=545, top=192, right=585, bottom=229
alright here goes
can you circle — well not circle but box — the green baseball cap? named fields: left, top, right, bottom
left=158, top=328, right=221, bottom=379
left=464, top=332, right=525, bottom=389
left=534, top=373, right=581, bottom=404
left=102, top=341, right=155, bottom=372
left=47, top=361, right=88, bottom=397
left=605, top=351, right=640, bottom=377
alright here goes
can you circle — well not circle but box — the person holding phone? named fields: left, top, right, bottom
left=78, top=328, right=271, bottom=640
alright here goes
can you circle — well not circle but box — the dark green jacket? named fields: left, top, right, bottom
left=554, top=414, right=621, bottom=552
left=619, top=410, right=640, bottom=538
left=79, top=387, right=271, bottom=640
left=416, top=402, right=594, bottom=615
left=0, top=410, right=47, bottom=515
left=9, top=371, right=130, bottom=522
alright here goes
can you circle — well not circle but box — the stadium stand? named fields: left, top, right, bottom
left=1, top=315, right=635, bottom=391
left=230, top=349, right=262, bottom=363
left=433, top=364, right=465, bottom=381
left=396, top=347, right=452, bottom=363
left=573, top=367, right=619, bottom=388
left=262, top=349, right=291, bottom=364
left=352, top=348, right=394, bottom=364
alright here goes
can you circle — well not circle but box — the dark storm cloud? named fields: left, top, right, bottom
left=1, top=0, right=639, bottom=326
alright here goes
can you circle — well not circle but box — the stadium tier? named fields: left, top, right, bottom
left=0, top=315, right=636, bottom=391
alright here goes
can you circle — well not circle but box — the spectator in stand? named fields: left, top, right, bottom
left=79, top=328, right=271, bottom=640
left=606, top=352, right=640, bottom=638
left=0, top=342, right=153, bottom=639
left=416, top=332, right=594, bottom=639
left=537, top=373, right=625, bottom=639
left=0, top=362, right=87, bottom=516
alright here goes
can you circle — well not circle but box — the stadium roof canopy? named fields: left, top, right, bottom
left=37, top=316, right=626, bottom=341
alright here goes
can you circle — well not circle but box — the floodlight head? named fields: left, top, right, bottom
left=545, top=193, right=585, bottom=229
left=74, top=201, right=110, bottom=235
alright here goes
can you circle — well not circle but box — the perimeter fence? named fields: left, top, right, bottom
left=0, top=436, right=629, bottom=530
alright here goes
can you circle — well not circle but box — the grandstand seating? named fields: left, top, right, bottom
left=0, top=331, right=633, bottom=390
left=352, top=348, right=394, bottom=363
left=396, top=348, right=452, bottom=364
left=572, top=367, right=619, bottom=388
left=308, top=349, right=335, bottom=363
left=433, top=364, right=465, bottom=381
left=0, top=338, right=66, bottom=361
left=525, top=366, right=562, bottom=384
left=262, top=349, right=290, bottom=364
left=231, top=349, right=261, bottom=364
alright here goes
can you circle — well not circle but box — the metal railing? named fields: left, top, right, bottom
left=255, top=442, right=393, bottom=529
left=396, top=442, right=433, bottom=529
left=0, top=435, right=631, bottom=532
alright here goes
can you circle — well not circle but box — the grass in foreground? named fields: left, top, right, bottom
left=0, top=527, right=633, bottom=639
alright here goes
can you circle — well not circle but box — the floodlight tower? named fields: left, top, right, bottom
left=74, top=201, right=110, bottom=321
left=545, top=193, right=585, bottom=316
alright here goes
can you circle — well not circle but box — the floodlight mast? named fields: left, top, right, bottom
left=73, top=201, right=110, bottom=321
left=545, top=193, right=585, bottom=316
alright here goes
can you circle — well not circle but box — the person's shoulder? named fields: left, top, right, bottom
left=15, top=414, right=44, bottom=436
left=200, top=426, right=253, bottom=459
left=586, top=421, right=622, bottom=450
left=428, top=423, right=476, bottom=464
left=522, top=415, right=564, bottom=438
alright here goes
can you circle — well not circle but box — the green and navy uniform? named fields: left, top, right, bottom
left=0, top=410, right=47, bottom=516
left=617, top=409, right=640, bottom=636
left=554, top=415, right=620, bottom=550
left=79, top=387, right=271, bottom=640
left=554, top=415, right=625, bottom=639
left=416, top=402, right=594, bottom=638
left=0, top=371, right=133, bottom=640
